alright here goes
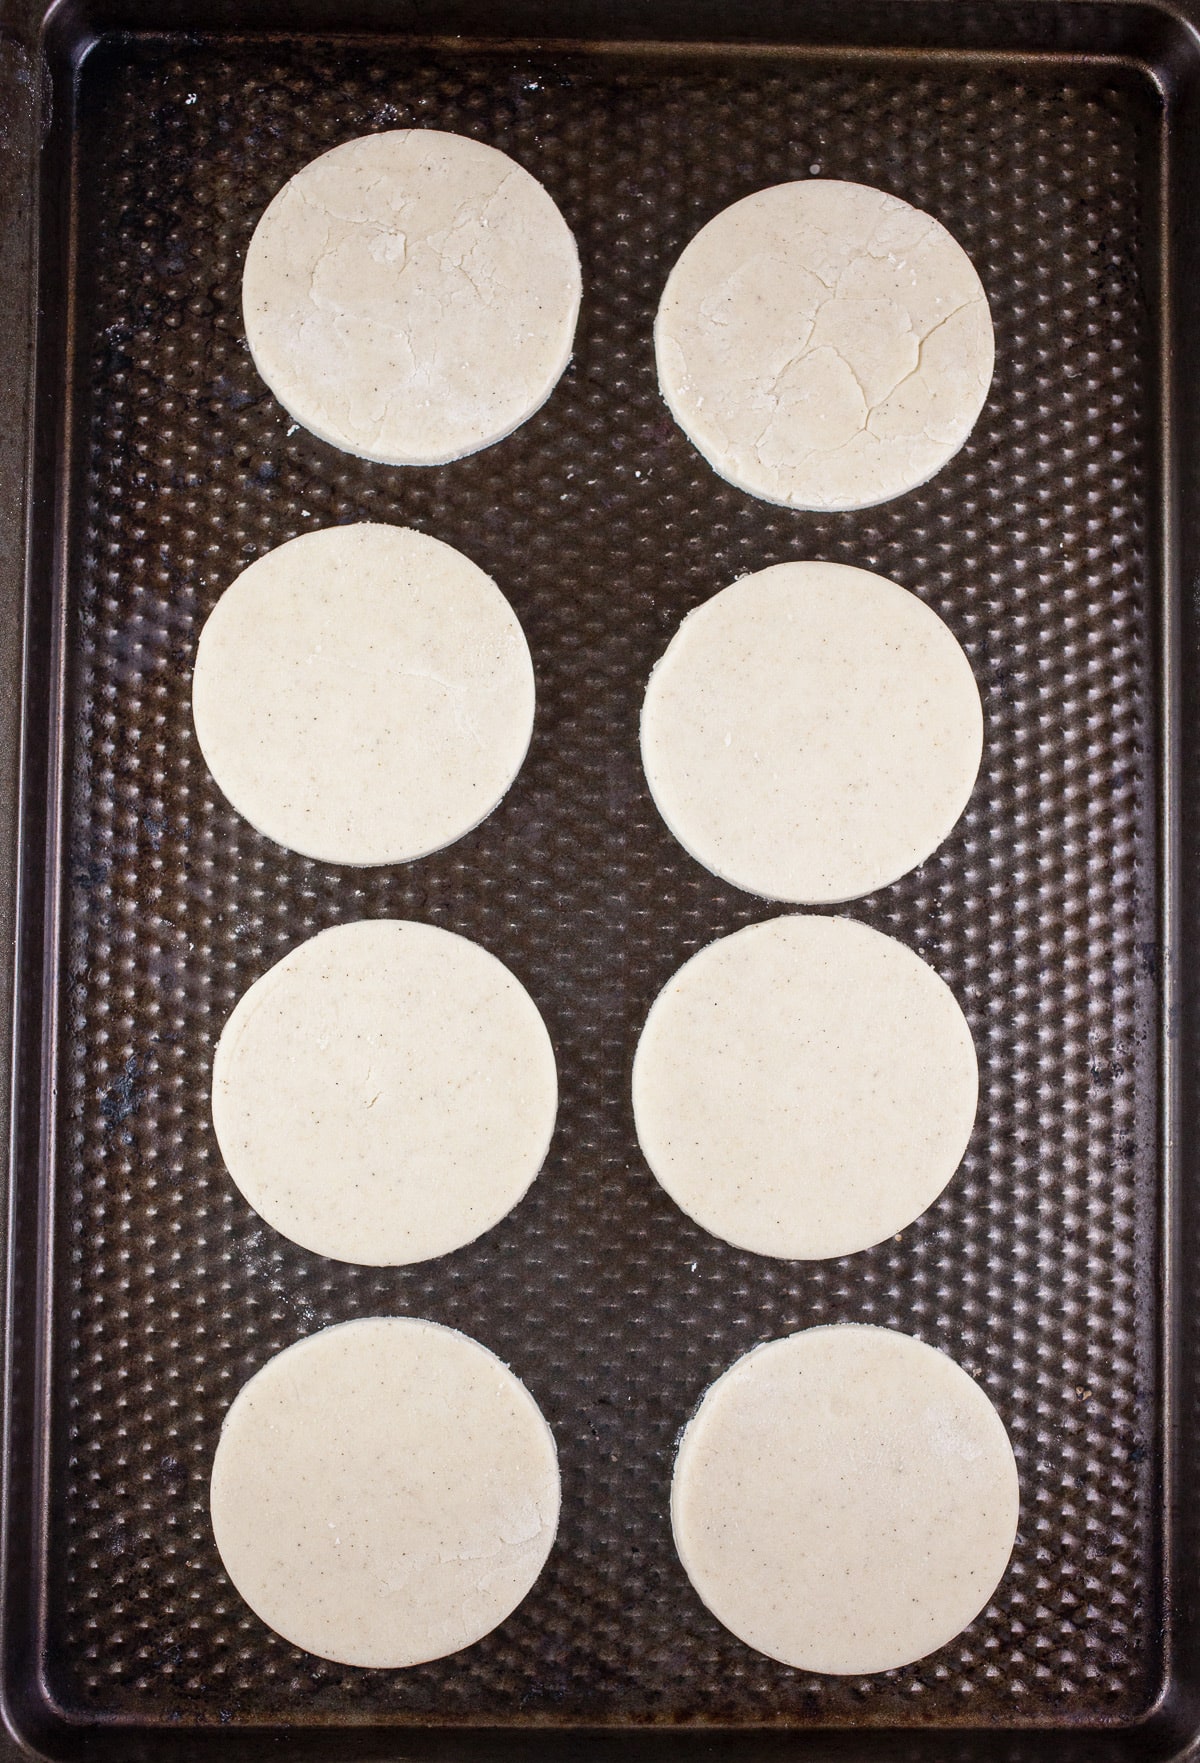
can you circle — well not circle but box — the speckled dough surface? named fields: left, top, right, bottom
left=641, top=561, right=983, bottom=904
left=212, top=920, right=558, bottom=1265
left=191, top=523, right=536, bottom=866
left=242, top=129, right=582, bottom=464
left=633, top=915, right=978, bottom=1259
left=655, top=179, right=994, bottom=510
left=672, top=1325, right=1019, bottom=1674
left=210, top=1317, right=561, bottom=1667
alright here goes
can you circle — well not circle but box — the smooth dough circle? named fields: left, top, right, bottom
left=640, top=561, right=982, bottom=904
left=212, top=919, right=557, bottom=1265
left=672, top=1325, right=1018, bottom=1674
left=192, top=523, right=535, bottom=866
left=210, top=1317, right=561, bottom=1667
left=633, top=915, right=977, bottom=1259
left=655, top=180, right=994, bottom=510
left=243, top=129, right=581, bottom=464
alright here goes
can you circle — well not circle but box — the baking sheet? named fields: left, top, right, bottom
left=4, top=2, right=1199, bottom=1757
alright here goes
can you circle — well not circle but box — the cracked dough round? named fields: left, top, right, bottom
left=640, top=561, right=982, bottom=904
left=633, top=915, right=977, bottom=1260
left=212, top=919, right=557, bottom=1265
left=192, top=523, right=535, bottom=866
left=655, top=179, right=993, bottom=510
left=671, top=1325, right=1018, bottom=1674
left=243, top=129, right=581, bottom=464
left=210, top=1317, right=561, bottom=1667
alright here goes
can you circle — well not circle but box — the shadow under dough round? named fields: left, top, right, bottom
left=632, top=914, right=977, bottom=1260
left=210, top=1317, right=561, bottom=1668
left=655, top=179, right=993, bottom=510
left=640, top=561, right=982, bottom=904
left=243, top=129, right=581, bottom=464
left=671, top=1325, right=1018, bottom=1675
left=212, top=919, right=557, bottom=1265
left=192, top=523, right=535, bottom=866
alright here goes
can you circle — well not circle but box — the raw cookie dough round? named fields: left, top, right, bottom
left=640, top=561, right=982, bottom=904
left=633, top=914, right=977, bottom=1259
left=212, top=919, right=557, bottom=1265
left=672, top=1325, right=1018, bottom=1674
left=242, top=129, right=581, bottom=464
left=192, top=523, right=536, bottom=866
left=210, top=1317, right=561, bottom=1667
left=655, top=179, right=993, bottom=510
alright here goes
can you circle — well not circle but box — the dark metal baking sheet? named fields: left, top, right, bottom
left=4, top=0, right=1200, bottom=1758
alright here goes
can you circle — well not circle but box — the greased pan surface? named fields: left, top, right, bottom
left=4, top=2, right=1198, bottom=1758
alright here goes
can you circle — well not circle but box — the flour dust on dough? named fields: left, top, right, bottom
left=192, top=523, right=536, bottom=867
left=210, top=1316, right=561, bottom=1667
left=672, top=1324, right=1019, bottom=1674
left=640, top=561, right=982, bottom=905
left=655, top=179, right=993, bottom=510
left=633, top=914, right=977, bottom=1260
left=243, top=129, right=581, bottom=464
left=212, top=919, right=557, bottom=1265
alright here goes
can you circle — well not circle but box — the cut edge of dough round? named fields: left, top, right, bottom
left=210, top=1315, right=562, bottom=1667
left=211, top=919, right=559, bottom=1266
left=245, top=321, right=581, bottom=470
left=242, top=130, right=583, bottom=468
left=653, top=327, right=991, bottom=515
left=640, top=747, right=981, bottom=907
left=670, top=1323, right=1019, bottom=1674
left=191, top=522, right=537, bottom=869
left=631, top=914, right=979, bottom=1260
left=653, top=179, right=995, bottom=513
left=639, top=562, right=984, bottom=906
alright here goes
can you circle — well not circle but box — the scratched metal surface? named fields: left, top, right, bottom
left=41, top=30, right=1160, bottom=1735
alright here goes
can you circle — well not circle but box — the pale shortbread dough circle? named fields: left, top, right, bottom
left=633, top=915, right=977, bottom=1259
left=243, top=130, right=581, bottom=464
left=210, top=1317, right=560, bottom=1667
left=640, top=561, right=982, bottom=904
left=672, top=1325, right=1018, bottom=1674
left=655, top=179, right=994, bottom=510
left=192, top=523, right=535, bottom=866
left=212, top=919, right=557, bottom=1265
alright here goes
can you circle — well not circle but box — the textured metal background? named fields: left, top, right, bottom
left=45, top=33, right=1162, bottom=1733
